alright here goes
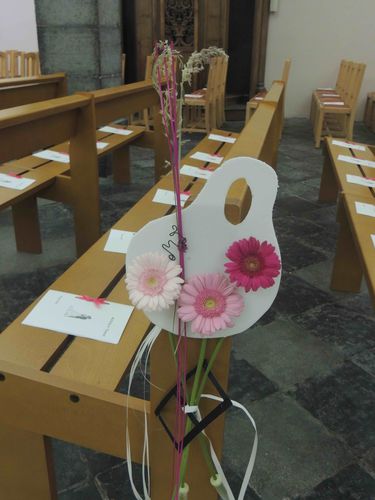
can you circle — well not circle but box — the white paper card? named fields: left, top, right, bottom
left=346, top=174, right=375, bottom=188
left=332, top=140, right=366, bottom=151
left=104, top=229, right=135, bottom=254
left=0, top=173, right=36, bottom=190
left=99, top=126, right=134, bottom=136
left=152, top=188, right=189, bottom=207
left=190, top=151, right=223, bottom=164
left=96, top=141, right=109, bottom=150
left=321, top=93, right=340, bottom=97
left=33, top=150, right=70, bottom=163
left=371, top=234, right=375, bottom=248
left=355, top=201, right=375, bottom=218
left=208, top=133, right=236, bottom=144
left=317, top=87, right=334, bottom=90
left=185, top=93, right=203, bottom=98
left=254, top=96, right=264, bottom=101
left=180, top=164, right=212, bottom=180
left=22, top=290, right=134, bottom=344
left=322, top=101, right=345, bottom=106
left=338, top=155, right=375, bottom=169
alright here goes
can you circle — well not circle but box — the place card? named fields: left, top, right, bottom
left=346, top=174, right=375, bottom=188
left=322, top=101, right=345, bottom=106
left=254, top=96, right=264, bottom=101
left=208, top=133, right=236, bottom=144
left=338, top=155, right=375, bottom=169
left=96, top=141, right=109, bottom=150
left=33, top=150, right=70, bottom=163
left=321, top=93, right=340, bottom=97
left=152, top=188, right=190, bottom=207
left=99, top=125, right=134, bottom=136
left=180, top=164, right=212, bottom=180
left=332, top=140, right=366, bottom=151
left=0, top=173, right=36, bottom=190
left=104, top=229, right=135, bottom=254
left=190, top=151, right=223, bottom=164
left=355, top=201, right=375, bottom=218
left=371, top=234, right=375, bottom=248
left=185, top=93, right=203, bottom=98
left=22, top=290, right=134, bottom=344
left=317, top=87, right=334, bottom=90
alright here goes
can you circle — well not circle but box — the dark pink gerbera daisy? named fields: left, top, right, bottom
left=224, top=237, right=281, bottom=292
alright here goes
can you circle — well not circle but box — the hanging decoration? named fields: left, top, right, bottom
left=124, top=41, right=281, bottom=499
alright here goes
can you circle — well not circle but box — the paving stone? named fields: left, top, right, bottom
left=291, top=463, right=375, bottom=500
left=223, top=393, right=352, bottom=499
left=292, top=302, right=375, bottom=356
left=232, top=319, right=344, bottom=390
left=228, top=356, right=278, bottom=401
left=292, top=361, right=375, bottom=455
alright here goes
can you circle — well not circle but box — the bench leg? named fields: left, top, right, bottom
left=330, top=207, right=362, bottom=292
left=150, top=332, right=231, bottom=499
left=113, top=146, right=131, bottom=184
left=319, top=155, right=338, bottom=202
left=0, top=424, right=56, bottom=500
left=314, top=111, right=324, bottom=148
left=12, top=197, right=42, bottom=253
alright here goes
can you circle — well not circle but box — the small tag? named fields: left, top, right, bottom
left=180, top=164, right=212, bottom=180
left=371, top=234, right=375, bottom=248
left=355, top=201, right=375, bottom=218
left=0, top=173, right=36, bottom=190
left=346, top=174, right=375, bottom=188
left=152, top=189, right=189, bottom=207
left=332, top=140, right=366, bottom=151
left=183, top=405, right=198, bottom=414
left=338, top=155, right=375, bottom=169
left=190, top=151, right=223, bottom=164
left=208, top=133, right=236, bottom=144
left=104, top=229, right=135, bottom=254
left=96, top=141, right=108, bottom=150
left=33, top=150, right=70, bottom=163
left=99, top=126, right=133, bottom=136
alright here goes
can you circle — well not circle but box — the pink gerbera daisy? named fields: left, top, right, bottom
left=178, top=273, right=244, bottom=335
left=225, top=237, right=281, bottom=292
left=125, top=252, right=183, bottom=311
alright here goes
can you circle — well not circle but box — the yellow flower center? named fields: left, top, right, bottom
left=204, top=298, right=216, bottom=309
left=244, top=256, right=260, bottom=272
left=147, top=276, right=158, bottom=288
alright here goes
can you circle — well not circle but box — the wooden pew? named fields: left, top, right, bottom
left=330, top=193, right=375, bottom=305
left=0, top=81, right=284, bottom=500
left=0, top=95, right=99, bottom=256
left=0, top=73, right=67, bottom=110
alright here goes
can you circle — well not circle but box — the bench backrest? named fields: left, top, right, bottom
left=0, top=73, right=67, bottom=110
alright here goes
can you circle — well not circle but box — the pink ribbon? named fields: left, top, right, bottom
left=8, top=172, right=22, bottom=178
left=76, top=295, right=108, bottom=307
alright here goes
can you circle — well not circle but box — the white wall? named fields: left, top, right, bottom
left=265, top=0, right=375, bottom=119
left=0, top=0, right=38, bottom=52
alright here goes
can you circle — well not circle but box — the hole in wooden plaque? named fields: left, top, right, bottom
left=69, top=394, right=80, bottom=403
left=224, top=178, right=252, bottom=224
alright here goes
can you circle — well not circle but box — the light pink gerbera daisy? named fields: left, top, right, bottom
left=125, top=252, right=183, bottom=311
left=178, top=273, right=244, bottom=335
left=224, top=237, right=281, bottom=292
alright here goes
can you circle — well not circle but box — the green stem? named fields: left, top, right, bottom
left=196, top=338, right=225, bottom=401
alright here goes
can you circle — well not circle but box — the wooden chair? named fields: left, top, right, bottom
left=364, top=92, right=375, bottom=132
left=0, top=51, right=41, bottom=78
left=183, top=56, right=222, bottom=133
left=0, top=80, right=285, bottom=500
left=0, top=52, right=7, bottom=78
left=0, top=73, right=67, bottom=110
left=311, top=61, right=366, bottom=147
left=246, top=58, right=291, bottom=124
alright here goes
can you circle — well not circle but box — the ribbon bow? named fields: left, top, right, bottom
left=76, top=295, right=108, bottom=307
left=8, top=172, right=22, bottom=178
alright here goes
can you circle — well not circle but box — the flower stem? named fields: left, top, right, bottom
left=196, top=338, right=225, bottom=400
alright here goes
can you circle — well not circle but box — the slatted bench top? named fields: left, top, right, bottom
left=320, top=137, right=375, bottom=202
left=0, top=129, right=238, bottom=388
left=341, top=193, right=375, bottom=306
left=0, top=124, right=145, bottom=211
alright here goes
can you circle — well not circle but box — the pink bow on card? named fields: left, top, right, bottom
left=8, top=172, right=22, bottom=178
left=76, top=295, right=108, bottom=307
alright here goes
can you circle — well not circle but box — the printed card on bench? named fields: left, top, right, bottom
left=355, top=201, right=375, bottom=218
left=208, top=133, right=236, bottom=144
left=346, top=174, right=375, bottom=188
left=22, top=290, right=134, bottom=344
left=96, top=141, right=109, bottom=150
left=371, top=234, right=375, bottom=249
left=180, top=164, right=212, bottom=180
left=190, top=151, right=223, bottom=164
left=152, top=188, right=190, bottom=207
left=104, top=229, right=135, bottom=254
left=99, top=125, right=134, bottom=136
left=338, top=155, right=375, bottom=169
left=322, top=101, right=345, bottom=106
left=0, top=173, right=36, bottom=191
left=332, top=140, right=366, bottom=151
left=33, top=150, right=70, bottom=163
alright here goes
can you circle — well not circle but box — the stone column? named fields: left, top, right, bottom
left=35, top=0, right=122, bottom=94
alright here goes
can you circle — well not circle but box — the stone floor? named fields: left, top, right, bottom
left=1, top=119, right=375, bottom=499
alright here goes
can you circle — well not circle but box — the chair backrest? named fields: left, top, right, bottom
left=336, top=59, right=350, bottom=93
left=281, top=58, right=291, bottom=86
left=0, top=50, right=41, bottom=78
left=0, top=52, right=7, bottom=78
left=345, top=62, right=366, bottom=109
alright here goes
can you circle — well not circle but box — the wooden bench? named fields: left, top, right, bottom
left=330, top=193, right=375, bottom=306
left=0, top=81, right=284, bottom=500
left=0, top=73, right=67, bottom=110
left=1, top=81, right=168, bottom=257
left=319, top=137, right=375, bottom=203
